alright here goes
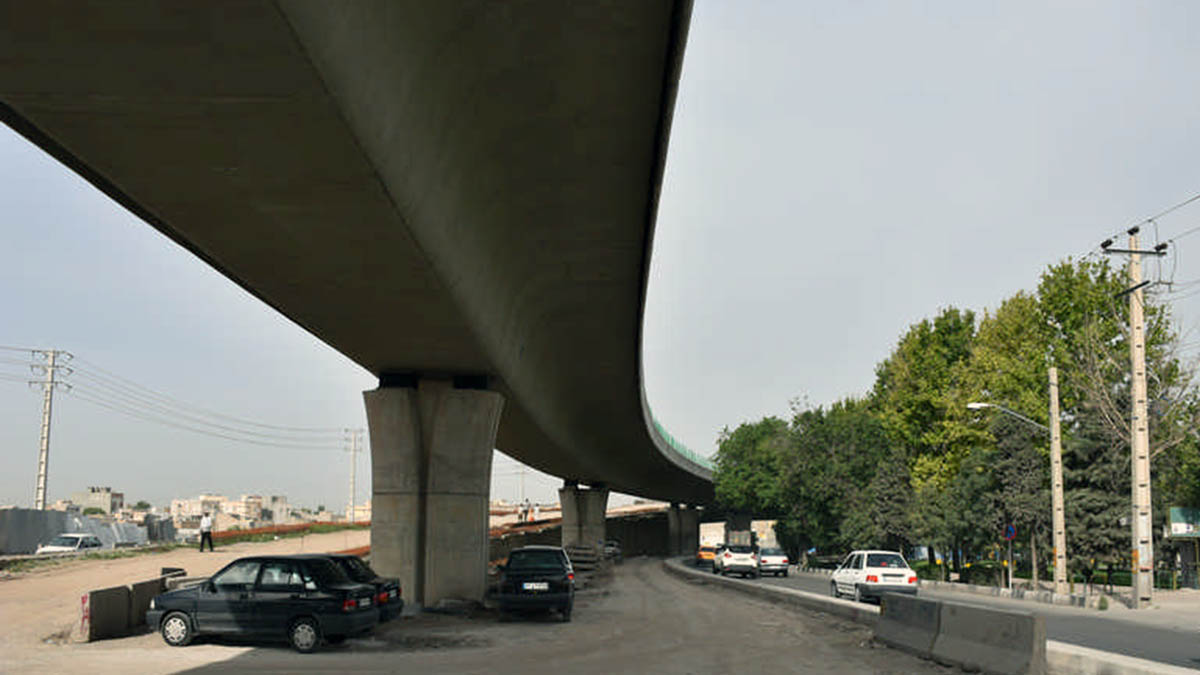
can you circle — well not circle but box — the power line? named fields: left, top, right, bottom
left=67, top=375, right=344, bottom=444
left=66, top=390, right=344, bottom=451
left=70, top=356, right=346, bottom=434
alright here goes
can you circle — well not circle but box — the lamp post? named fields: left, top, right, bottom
left=968, top=367, right=1069, bottom=597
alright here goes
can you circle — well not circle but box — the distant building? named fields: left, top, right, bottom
left=71, top=486, right=124, bottom=514
left=349, top=500, right=371, bottom=523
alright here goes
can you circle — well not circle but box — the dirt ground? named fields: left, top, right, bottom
left=3, top=552, right=950, bottom=674
left=0, top=528, right=369, bottom=670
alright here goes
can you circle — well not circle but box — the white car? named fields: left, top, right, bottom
left=35, top=533, right=104, bottom=554
left=830, top=550, right=917, bottom=602
left=757, top=547, right=790, bottom=577
left=712, top=544, right=759, bottom=578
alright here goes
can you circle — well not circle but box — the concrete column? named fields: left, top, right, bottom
left=559, top=485, right=609, bottom=552
left=365, top=378, right=504, bottom=608
left=679, top=505, right=700, bottom=555
left=667, top=503, right=682, bottom=556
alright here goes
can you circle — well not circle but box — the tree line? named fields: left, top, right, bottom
left=714, top=258, right=1200, bottom=581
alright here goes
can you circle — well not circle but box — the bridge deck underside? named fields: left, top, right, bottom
left=0, top=1, right=712, bottom=503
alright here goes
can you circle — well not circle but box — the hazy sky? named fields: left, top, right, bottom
left=4, top=2, right=1200, bottom=510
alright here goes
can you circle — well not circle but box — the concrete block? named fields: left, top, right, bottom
left=78, top=585, right=130, bottom=642
left=931, top=600, right=1046, bottom=675
left=128, top=577, right=166, bottom=629
left=874, top=593, right=940, bottom=658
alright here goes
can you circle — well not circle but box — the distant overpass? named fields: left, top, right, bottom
left=0, top=1, right=711, bottom=603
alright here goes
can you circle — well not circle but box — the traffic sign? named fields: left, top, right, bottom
left=1003, top=523, right=1017, bottom=541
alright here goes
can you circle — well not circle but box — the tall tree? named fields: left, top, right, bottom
left=713, top=417, right=789, bottom=515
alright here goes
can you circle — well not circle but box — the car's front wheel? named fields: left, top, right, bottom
left=160, top=611, right=193, bottom=647
left=288, top=617, right=321, bottom=653
left=830, top=581, right=839, bottom=598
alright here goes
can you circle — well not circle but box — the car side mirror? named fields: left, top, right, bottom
left=205, top=580, right=216, bottom=593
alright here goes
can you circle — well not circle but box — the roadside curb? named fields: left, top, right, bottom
left=666, top=558, right=1191, bottom=675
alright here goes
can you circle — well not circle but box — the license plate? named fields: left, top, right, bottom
left=522, top=581, right=549, bottom=591
left=361, top=597, right=371, bottom=607
left=389, top=589, right=398, bottom=598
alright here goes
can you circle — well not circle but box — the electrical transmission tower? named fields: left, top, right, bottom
left=345, top=428, right=365, bottom=523
left=30, top=349, right=72, bottom=510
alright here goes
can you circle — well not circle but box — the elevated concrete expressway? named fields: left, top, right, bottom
left=1, top=2, right=710, bottom=603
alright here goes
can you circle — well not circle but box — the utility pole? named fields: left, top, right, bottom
left=1126, top=230, right=1155, bottom=608
left=345, top=428, right=363, bottom=523
left=31, top=349, right=71, bottom=510
left=1049, top=366, right=1068, bottom=596
left=1101, top=227, right=1164, bottom=609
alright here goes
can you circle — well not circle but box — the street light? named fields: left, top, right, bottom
left=968, top=366, right=1069, bottom=597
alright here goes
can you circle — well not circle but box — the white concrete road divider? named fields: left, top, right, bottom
left=931, top=599, right=1046, bottom=675
left=1046, top=640, right=1200, bottom=675
left=666, top=559, right=1185, bottom=675
left=875, top=593, right=941, bottom=659
left=663, top=557, right=879, bottom=626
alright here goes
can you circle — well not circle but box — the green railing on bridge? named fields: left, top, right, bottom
left=649, top=414, right=714, bottom=471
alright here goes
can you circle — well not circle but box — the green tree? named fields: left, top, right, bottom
left=713, top=417, right=789, bottom=515
left=82, top=507, right=104, bottom=516
left=778, top=399, right=891, bottom=552
left=133, top=500, right=151, bottom=511
left=1064, top=398, right=1128, bottom=583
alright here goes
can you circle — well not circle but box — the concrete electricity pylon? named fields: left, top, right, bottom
left=30, top=349, right=72, bottom=510
left=345, top=428, right=364, bottom=523
left=1101, top=228, right=1167, bottom=609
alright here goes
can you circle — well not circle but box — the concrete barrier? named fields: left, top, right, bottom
left=876, top=593, right=940, bottom=658
left=128, top=577, right=167, bottom=629
left=77, top=585, right=130, bottom=642
left=671, top=562, right=1179, bottom=675
left=662, top=558, right=880, bottom=626
left=166, top=575, right=208, bottom=590
left=1046, top=640, right=1200, bottom=675
left=931, top=600, right=1046, bottom=675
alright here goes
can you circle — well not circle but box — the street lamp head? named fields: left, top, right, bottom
left=966, top=402, right=992, bottom=410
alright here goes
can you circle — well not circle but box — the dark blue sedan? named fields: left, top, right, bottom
left=146, top=554, right=379, bottom=652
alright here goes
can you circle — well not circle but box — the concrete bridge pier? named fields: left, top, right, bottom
left=559, top=483, right=609, bottom=552
left=668, top=503, right=700, bottom=556
left=364, top=378, right=504, bottom=609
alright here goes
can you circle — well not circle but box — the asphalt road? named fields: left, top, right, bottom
left=739, top=566, right=1200, bottom=670
left=16, top=558, right=952, bottom=674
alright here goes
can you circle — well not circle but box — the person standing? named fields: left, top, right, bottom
left=199, top=512, right=214, bottom=552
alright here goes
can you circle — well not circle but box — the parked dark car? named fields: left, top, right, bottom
left=145, top=554, right=379, bottom=653
left=320, top=553, right=403, bottom=621
left=494, top=545, right=575, bottom=621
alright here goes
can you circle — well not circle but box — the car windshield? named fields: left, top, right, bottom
left=48, top=536, right=79, bottom=547
left=761, top=547, right=784, bottom=555
left=507, top=549, right=565, bottom=571
left=727, top=545, right=753, bottom=554
left=340, top=557, right=376, bottom=582
left=306, top=558, right=352, bottom=585
left=866, top=553, right=908, bottom=568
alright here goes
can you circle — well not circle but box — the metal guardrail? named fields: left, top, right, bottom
left=649, top=412, right=715, bottom=471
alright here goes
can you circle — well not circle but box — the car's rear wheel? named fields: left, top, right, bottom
left=853, top=585, right=864, bottom=603
left=782, top=570, right=789, bottom=577
left=288, top=617, right=321, bottom=653
left=560, top=601, right=572, bottom=622
left=160, top=611, right=193, bottom=647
